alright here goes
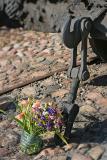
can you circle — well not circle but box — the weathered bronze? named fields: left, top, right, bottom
left=61, top=1, right=107, bottom=139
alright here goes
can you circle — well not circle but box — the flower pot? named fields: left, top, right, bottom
left=20, top=131, right=43, bottom=155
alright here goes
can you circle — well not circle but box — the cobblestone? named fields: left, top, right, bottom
left=88, top=146, right=104, bottom=160
left=72, top=152, right=92, bottom=160
left=0, top=29, right=70, bottom=95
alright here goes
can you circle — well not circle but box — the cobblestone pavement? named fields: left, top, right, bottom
left=0, top=27, right=107, bottom=160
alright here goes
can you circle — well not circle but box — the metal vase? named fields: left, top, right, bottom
left=20, top=131, right=43, bottom=155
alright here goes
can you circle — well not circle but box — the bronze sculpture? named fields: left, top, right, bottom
left=61, top=1, right=107, bottom=139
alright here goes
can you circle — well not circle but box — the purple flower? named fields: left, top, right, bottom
left=41, top=115, right=46, bottom=120
left=32, top=117, right=38, bottom=122
left=38, top=122, right=44, bottom=127
left=47, top=107, right=56, bottom=115
left=46, top=121, right=53, bottom=130
left=57, top=121, right=63, bottom=127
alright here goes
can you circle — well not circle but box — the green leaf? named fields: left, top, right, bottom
left=14, top=118, right=24, bottom=127
left=15, top=117, right=30, bottom=133
left=55, top=131, right=68, bottom=145
left=0, top=109, right=6, bottom=114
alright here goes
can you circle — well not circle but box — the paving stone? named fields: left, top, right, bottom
left=86, top=90, right=102, bottom=101
left=97, top=97, right=107, bottom=107
left=0, top=60, right=9, bottom=67
left=72, top=152, right=92, bottom=160
left=32, top=70, right=49, bottom=77
left=86, top=90, right=107, bottom=108
left=0, top=148, right=11, bottom=157
left=49, top=155, right=67, bottom=160
left=98, top=64, right=107, bottom=73
left=16, top=51, right=24, bottom=58
left=77, top=144, right=91, bottom=150
left=0, top=50, right=6, bottom=58
left=23, top=41, right=30, bottom=47
left=1, top=132, right=19, bottom=148
left=0, top=96, right=14, bottom=111
left=56, top=155, right=67, bottom=160
left=43, top=59, right=55, bottom=65
left=44, top=85, right=60, bottom=95
left=80, top=105, right=96, bottom=114
left=88, top=146, right=104, bottom=160
left=13, top=43, right=20, bottom=49
left=101, top=145, right=107, bottom=160
left=0, top=81, right=4, bottom=88
left=33, top=147, right=64, bottom=160
left=14, top=152, right=31, bottom=160
left=41, top=78, right=55, bottom=87
left=21, top=86, right=36, bottom=97
left=77, top=144, right=91, bottom=154
left=100, top=107, right=107, bottom=116
left=2, top=46, right=12, bottom=52
left=36, top=57, right=46, bottom=63
left=52, top=89, right=69, bottom=98
left=0, top=120, right=10, bottom=130
left=51, top=156, right=58, bottom=160
left=85, top=100, right=93, bottom=105
left=0, top=29, right=70, bottom=96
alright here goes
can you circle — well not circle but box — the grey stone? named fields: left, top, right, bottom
left=16, top=51, right=24, bottom=58
left=0, top=120, right=10, bottom=131
left=57, top=155, right=67, bottom=160
left=2, top=46, right=12, bottom=52
left=21, top=86, right=36, bottom=97
left=42, top=59, right=54, bottom=65
left=36, top=57, right=46, bottom=63
left=88, top=146, right=105, bottom=160
left=72, top=152, right=92, bottom=160
left=1, top=132, right=19, bottom=148
left=13, top=43, right=20, bottom=49
left=0, top=96, right=15, bottom=111
left=44, top=85, right=60, bottom=96
left=0, top=148, right=11, bottom=157
left=77, top=144, right=91, bottom=154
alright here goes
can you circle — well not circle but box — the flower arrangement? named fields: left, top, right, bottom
left=15, top=98, right=67, bottom=154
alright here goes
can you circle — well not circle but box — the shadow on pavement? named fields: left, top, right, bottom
left=71, top=118, right=107, bottom=144
left=90, top=75, right=107, bottom=86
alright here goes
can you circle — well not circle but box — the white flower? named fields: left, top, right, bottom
left=43, top=111, right=48, bottom=115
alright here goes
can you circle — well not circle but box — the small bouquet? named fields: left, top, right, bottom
left=15, top=98, right=67, bottom=154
